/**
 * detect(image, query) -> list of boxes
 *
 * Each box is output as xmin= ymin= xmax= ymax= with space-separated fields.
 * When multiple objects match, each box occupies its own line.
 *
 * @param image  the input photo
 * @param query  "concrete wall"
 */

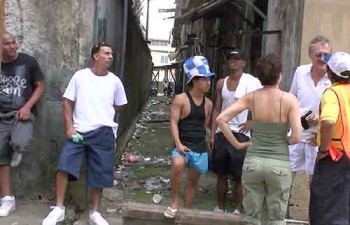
xmin=119 ymin=6 xmax=152 ymax=137
xmin=300 ymin=0 xmax=350 ymax=64
xmin=5 ymin=0 xmax=152 ymax=201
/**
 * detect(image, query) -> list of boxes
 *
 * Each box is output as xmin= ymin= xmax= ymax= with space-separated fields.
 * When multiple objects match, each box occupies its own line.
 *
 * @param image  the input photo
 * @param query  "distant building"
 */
xmin=172 ymin=0 xmax=350 ymax=91
xmin=149 ymin=38 xmax=176 ymax=82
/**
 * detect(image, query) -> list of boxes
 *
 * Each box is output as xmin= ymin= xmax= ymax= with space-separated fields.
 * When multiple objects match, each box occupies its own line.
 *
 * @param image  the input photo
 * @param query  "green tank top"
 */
xmin=246 ymin=121 xmax=289 ymax=161
xmin=246 ymin=92 xmax=290 ymax=161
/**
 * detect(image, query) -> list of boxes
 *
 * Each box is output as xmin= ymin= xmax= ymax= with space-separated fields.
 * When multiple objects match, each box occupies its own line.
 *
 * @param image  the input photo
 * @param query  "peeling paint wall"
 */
xmin=5 ymin=0 xmax=152 ymax=201
xmin=300 ymin=0 xmax=350 ymax=64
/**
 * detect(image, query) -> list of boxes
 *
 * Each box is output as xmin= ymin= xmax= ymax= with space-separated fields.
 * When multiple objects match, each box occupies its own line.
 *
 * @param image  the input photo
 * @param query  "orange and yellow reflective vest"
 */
xmin=325 ymin=84 xmax=350 ymax=161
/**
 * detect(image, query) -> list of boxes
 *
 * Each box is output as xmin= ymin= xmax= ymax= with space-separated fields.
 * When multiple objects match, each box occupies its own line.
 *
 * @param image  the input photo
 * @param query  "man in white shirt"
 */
xmin=210 ymin=51 xmax=261 ymax=213
xmin=42 ymin=42 xmax=127 ymax=225
xmin=289 ymin=36 xmax=332 ymax=186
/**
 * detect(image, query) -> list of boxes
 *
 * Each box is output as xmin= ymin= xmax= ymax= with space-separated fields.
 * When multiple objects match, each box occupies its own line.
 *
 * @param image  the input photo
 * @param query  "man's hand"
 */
xmin=306 ymin=113 xmax=318 ymax=128
xmin=307 ymin=133 xmax=317 ymax=146
xmin=316 ymin=151 xmax=329 ymax=161
xmin=238 ymin=121 xmax=253 ymax=133
xmin=235 ymin=141 xmax=252 ymax=150
xmin=66 ymin=126 xmax=76 ymax=139
xmin=16 ymin=106 xmax=31 ymax=120
xmin=177 ymin=144 xmax=190 ymax=155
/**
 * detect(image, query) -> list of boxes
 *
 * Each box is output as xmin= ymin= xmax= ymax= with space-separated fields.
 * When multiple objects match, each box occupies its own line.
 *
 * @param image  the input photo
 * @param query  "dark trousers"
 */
xmin=309 ymin=155 xmax=350 ymax=225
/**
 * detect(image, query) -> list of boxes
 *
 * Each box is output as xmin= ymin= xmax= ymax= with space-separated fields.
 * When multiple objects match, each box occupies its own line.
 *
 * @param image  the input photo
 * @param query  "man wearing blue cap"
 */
xmin=164 ymin=56 xmax=214 ymax=219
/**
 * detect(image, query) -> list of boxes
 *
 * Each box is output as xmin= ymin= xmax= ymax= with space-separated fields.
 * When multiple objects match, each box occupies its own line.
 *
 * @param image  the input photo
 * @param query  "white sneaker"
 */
xmin=10 ymin=152 xmax=22 ymax=167
xmin=42 ymin=206 xmax=65 ymax=225
xmin=233 ymin=208 xmax=241 ymax=215
xmin=213 ymin=206 xmax=224 ymax=213
xmin=89 ymin=211 xmax=109 ymax=225
xmin=0 ymin=196 xmax=15 ymax=217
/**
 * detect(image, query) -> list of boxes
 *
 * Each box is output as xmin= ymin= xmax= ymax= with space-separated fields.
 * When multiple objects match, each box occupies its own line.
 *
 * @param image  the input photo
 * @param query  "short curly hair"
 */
xmin=254 ymin=55 xmax=282 ymax=86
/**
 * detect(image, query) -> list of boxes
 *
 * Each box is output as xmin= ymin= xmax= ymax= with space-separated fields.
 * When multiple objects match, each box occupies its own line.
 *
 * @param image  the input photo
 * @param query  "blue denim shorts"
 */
xmin=58 ymin=126 xmax=115 ymax=188
xmin=171 ymin=148 xmax=208 ymax=174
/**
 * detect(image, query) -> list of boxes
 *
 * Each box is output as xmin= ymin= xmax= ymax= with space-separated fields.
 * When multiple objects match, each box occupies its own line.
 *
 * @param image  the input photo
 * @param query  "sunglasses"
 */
xmin=91 ymin=42 xmax=111 ymax=57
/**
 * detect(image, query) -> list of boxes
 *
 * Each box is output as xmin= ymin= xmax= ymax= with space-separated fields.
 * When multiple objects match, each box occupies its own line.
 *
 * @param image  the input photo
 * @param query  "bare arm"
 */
xmin=216 ymin=95 xmax=251 ymax=149
xmin=287 ymin=95 xmax=302 ymax=145
xmin=63 ymin=98 xmax=75 ymax=139
xmin=170 ymin=95 xmax=188 ymax=154
xmin=209 ymin=80 xmax=223 ymax=150
xmin=318 ymin=121 xmax=334 ymax=152
xmin=205 ymin=98 xmax=213 ymax=129
xmin=17 ymin=80 xmax=45 ymax=120
xmin=210 ymin=79 xmax=223 ymax=135
xmin=114 ymin=105 xmax=124 ymax=112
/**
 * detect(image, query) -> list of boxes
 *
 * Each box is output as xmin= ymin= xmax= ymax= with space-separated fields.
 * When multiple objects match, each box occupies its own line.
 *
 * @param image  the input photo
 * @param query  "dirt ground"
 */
xmin=120 ymin=95 xmax=310 ymax=222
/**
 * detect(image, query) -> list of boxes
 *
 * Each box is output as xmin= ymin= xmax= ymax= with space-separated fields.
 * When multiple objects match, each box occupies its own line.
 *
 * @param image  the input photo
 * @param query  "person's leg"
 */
xmin=85 ymin=127 xmax=116 ymax=225
xmin=288 ymin=143 xmax=305 ymax=182
xmin=0 ymin=119 xmax=13 ymax=197
xmin=216 ymin=174 xmax=228 ymax=210
xmin=170 ymin=153 xmax=185 ymax=209
xmin=10 ymin=115 xmax=34 ymax=167
xmin=305 ymin=145 xmax=318 ymax=188
xmin=184 ymin=166 xmax=201 ymax=208
xmin=55 ymin=170 xmax=69 ymax=207
xmin=233 ymin=180 xmax=243 ymax=211
xmin=91 ymin=188 xmax=102 ymax=212
xmin=0 ymin=166 xmax=10 ymax=196
xmin=230 ymin=132 xmax=249 ymax=212
xmin=310 ymin=155 xmax=350 ymax=225
xmin=265 ymin=159 xmax=292 ymax=225
xmin=212 ymin=132 xmax=229 ymax=211
xmin=242 ymin=157 xmax=265 ymax=225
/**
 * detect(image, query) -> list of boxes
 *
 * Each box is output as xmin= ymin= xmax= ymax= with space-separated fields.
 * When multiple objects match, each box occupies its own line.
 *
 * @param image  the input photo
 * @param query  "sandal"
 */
xmin=164 ymin=206 xmax=178 ymax=218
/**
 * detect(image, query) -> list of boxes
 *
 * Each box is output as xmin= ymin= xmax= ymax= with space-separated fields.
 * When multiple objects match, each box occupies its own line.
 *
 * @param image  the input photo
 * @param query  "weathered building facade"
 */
xmin=172 ymin=0 xmax=304 ymax=90
xmin=5 ymin=0 xmax=152 ymax=200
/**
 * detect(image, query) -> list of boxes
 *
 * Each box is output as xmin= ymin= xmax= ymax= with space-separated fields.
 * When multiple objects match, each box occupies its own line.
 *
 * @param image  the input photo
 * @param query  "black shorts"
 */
xmin=309 ymin=155 xmax=350 ymax=225
xmin=212 ymin=132 xmax=250 ymax=181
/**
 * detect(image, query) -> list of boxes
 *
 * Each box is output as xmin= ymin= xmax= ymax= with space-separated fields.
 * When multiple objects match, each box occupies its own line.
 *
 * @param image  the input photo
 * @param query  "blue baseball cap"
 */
xmin=183 ymin=56 xmax=215 ymax=84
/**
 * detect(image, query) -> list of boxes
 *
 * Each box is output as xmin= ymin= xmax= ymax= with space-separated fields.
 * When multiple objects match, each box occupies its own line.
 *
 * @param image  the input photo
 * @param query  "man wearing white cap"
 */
xmin=210 ymin=50 xmax=261 ymax=213
xmin=309 ymin=52 xmax=350 ymax=225
xmin=164 ymin=56 xmax=214 ymax=219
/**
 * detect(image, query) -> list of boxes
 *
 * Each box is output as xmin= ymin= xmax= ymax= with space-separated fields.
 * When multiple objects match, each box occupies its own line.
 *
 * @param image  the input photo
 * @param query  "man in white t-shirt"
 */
xmin=42 ymin=42 xmax=127 ymax=225
xmin=210 ymin=51 xmax=261 ymax=214
xmin=289 ymin=36 xmax=332 ymax=186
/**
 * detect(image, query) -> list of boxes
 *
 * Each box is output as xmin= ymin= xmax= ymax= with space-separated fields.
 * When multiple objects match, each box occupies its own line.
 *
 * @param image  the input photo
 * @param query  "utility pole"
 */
xmin=0 ymin=0 xmax=4 ymax=70
xmin=145 ymin=0 xmax=150 ymax=41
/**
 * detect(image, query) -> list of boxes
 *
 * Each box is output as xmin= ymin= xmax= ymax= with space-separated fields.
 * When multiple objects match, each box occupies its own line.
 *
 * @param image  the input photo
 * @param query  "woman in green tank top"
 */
xmin=217 ymin=55 xmax=302 ymax=225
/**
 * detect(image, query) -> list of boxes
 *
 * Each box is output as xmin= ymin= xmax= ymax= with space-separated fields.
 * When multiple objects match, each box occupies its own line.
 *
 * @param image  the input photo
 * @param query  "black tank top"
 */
xmin=178 ymin=92 xmax=207 ymax=153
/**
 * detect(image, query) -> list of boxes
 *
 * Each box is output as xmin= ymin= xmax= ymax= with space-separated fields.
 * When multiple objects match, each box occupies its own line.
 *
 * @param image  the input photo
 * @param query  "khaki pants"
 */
xmin=242 ymin=156 xmax=292 ymax=225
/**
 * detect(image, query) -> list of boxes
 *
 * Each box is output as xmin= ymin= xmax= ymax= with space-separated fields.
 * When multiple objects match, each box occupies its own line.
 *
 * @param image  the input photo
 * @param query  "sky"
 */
xmin=140 ymin=0 xmax=176 ymax=41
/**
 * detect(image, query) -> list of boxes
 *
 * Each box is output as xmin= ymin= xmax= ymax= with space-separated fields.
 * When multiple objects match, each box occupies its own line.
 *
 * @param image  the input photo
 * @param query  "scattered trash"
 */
xmin=152 ymin=194 xmax=163 ymax=204
xmin=143 ymin=156 xmax=151 ymax=161
xmin=144 ymin=176 xmax=171 ymax=191
xmin=127 ymin=154 xmax=141 ymax=163
xmin=114 ymin=170 xmax=128 ymax=181
xmin=106 ymin=207 xmax=118 ymax=214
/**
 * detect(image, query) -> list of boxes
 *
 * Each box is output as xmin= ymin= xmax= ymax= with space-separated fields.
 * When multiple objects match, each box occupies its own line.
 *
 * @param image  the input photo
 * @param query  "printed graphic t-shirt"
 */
xmin=0 ymin=53 xmax=44 ymax=113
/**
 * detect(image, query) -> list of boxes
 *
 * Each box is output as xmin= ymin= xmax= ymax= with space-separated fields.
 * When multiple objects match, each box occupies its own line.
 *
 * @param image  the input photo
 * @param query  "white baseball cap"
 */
xmin=326 ymin=52 xmax=350 ymax=78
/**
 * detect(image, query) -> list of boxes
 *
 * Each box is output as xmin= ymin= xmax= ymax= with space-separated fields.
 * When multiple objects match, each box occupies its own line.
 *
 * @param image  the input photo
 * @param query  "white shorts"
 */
xmin=289 ymin=142 xmax=318 ymax=175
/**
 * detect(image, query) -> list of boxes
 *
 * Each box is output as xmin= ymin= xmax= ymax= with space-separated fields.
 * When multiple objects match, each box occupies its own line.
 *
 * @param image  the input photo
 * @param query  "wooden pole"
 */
xmin=0 ymin=0 xmax=5 ymax=70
